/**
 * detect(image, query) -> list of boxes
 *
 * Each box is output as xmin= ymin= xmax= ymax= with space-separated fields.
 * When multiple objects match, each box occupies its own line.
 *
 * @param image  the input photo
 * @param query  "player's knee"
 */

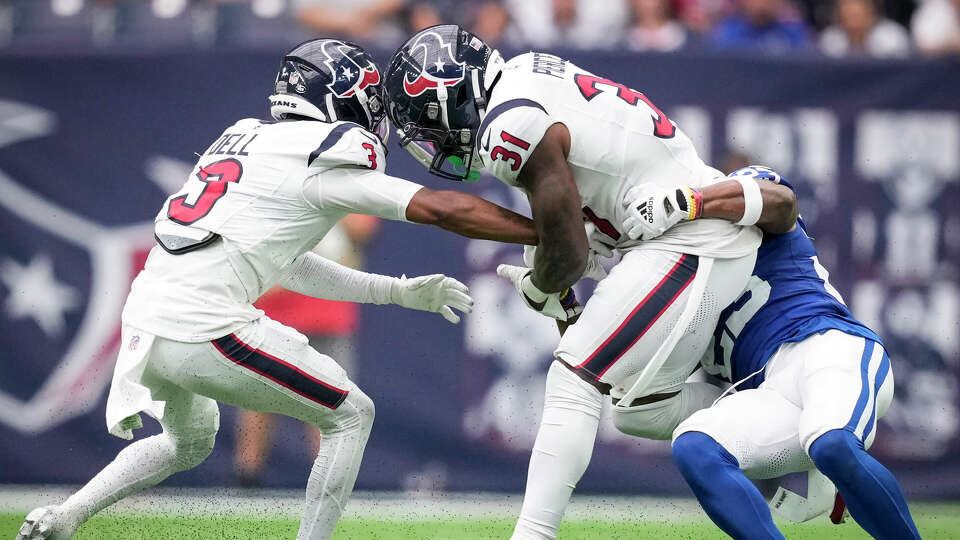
xmin=169 ymin=402 xmax=220 ymax=472
xmin=809 ymin=429 xmax=861 ymax=478
xmin=352 ymin=388 xmax=376 ymax=434
xmin=543 ymin=360 xmax=603 ymax=415
xmin=328 ymin=386 xmax=375 ymax=436
xmin=672 ymin=431 xmax=737 ymax=482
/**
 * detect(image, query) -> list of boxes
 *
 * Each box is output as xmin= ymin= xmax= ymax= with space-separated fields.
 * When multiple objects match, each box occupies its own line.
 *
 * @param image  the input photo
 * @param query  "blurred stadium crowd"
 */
xmin=1 ymin=0 xmax=958 ymax=57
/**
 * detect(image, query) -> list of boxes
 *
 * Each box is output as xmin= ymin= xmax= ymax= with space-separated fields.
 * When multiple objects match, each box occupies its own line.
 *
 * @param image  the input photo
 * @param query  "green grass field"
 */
xmin=4 ymin=503 xmax=960 ymax=540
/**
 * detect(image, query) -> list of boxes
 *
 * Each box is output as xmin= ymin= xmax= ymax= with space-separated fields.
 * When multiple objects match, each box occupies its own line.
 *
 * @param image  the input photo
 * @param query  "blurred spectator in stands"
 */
xmin=408 ymin=1 xmax=511 ymax=44
xmin=0 ymin=0 xmax=12 ymax=47
xmin=820 ymin=0 xmax=910 ymax=57
xmin=625 ymin=0 xmax=688 ymax=51
xmin=234 ymin=214 xmax=379 ymax=487
xmin=911 ymin=0 xmax=960 ymax=55
xmin=503 ymin=0 xmax=629 ymax=49
xmin=294 ymin=0 xmax=406 ymax=48
xmin=674 ymin=0 xmax=733 ymax=34
xmin=710 ymin=0 xmax=812 ymax=51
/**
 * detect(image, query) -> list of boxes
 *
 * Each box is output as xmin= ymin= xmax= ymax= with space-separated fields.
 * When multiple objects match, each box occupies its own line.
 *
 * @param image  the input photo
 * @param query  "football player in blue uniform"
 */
xmin=622 ymin=166 xmax=921 ymax=540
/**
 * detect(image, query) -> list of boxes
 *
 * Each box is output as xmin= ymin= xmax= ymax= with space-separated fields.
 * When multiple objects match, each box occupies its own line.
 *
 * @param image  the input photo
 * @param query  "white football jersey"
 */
xmin=123 ymin=119 xmax=423 ymax=342
xmin=476 ymin=52 xmax=760 ymax=258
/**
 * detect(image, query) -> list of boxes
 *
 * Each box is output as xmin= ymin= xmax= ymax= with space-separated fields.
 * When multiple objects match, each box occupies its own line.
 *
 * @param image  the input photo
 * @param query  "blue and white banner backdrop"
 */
xmin=1 ymin=50 xmax=958 ymax=496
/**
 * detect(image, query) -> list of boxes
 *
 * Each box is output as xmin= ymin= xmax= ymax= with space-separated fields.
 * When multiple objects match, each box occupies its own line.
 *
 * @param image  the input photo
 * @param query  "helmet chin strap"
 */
xmin=354 ymin=87 xmax=374 ymax=131
xmin=483 ymin=49 xmax=505 ymax=96
xmin=435 ymin=82 xmax=450 ymax=130
xmin=475 ymin=49 xmax=503 ymax=128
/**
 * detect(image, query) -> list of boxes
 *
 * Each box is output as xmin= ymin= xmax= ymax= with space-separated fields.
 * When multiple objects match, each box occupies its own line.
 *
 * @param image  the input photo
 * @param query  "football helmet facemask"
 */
xmin=383 ymin=24 xmax=504 ymax=181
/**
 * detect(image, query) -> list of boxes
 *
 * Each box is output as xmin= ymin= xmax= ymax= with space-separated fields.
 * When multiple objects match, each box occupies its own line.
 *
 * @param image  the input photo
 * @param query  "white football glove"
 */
xmin=622 ymin=184 xmax=702 ymax=241
xmin=390 ymin=274 xmax=473 ymax=324
xmin=580 ymin=252 xmax=608 ymax=281
xmin=496 ymin=264 xmax=583 ymax=321
xmin=584 ymin=222 xmax=616 ymax=257
xmin=522 ymin=244 xmax=607 ymax=282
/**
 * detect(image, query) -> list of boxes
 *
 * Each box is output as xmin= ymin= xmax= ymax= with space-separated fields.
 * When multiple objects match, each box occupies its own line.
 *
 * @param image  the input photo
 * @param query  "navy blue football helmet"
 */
xmin=383 ymin=25 xmax=504 ymax=181
xmin=270 ymin=39 xmax=388 ymax=141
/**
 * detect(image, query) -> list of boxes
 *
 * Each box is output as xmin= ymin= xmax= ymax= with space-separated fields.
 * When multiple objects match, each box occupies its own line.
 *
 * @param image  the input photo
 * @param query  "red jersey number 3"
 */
xmin=362 ymin=142 xmax=378 ymax=169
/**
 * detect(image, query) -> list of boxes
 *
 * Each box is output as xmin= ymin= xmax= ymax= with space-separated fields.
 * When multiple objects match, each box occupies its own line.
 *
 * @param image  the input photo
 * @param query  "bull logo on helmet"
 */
xmin=321 ymin=40 xmax=381 ymax=98
xmin=402 ymin=31 xmax=465 ymax=97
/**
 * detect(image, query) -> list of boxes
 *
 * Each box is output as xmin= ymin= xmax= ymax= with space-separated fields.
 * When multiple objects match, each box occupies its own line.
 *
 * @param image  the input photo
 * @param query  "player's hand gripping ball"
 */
xmin=391 ymin=274 xmax=474 ymax=324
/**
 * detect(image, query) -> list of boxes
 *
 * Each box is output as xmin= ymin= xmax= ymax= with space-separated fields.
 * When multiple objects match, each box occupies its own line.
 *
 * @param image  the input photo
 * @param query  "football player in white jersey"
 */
xmin=16 ymin=39 xmax=538 ymax=540
xmin=383 ymin=25 xmax=772 ymax=539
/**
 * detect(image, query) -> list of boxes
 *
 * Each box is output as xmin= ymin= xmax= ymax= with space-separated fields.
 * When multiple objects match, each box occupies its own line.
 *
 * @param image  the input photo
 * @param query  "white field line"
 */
xmin=0 ymin=486 xmax=709 ymax=523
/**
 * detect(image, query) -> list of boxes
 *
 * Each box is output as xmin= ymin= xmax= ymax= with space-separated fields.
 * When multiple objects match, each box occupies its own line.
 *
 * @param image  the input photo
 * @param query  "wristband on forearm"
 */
xmin=734 ymin=177 xmax=763 ymax=226
xmin=683 ymin=186 xmax=704 ymax=221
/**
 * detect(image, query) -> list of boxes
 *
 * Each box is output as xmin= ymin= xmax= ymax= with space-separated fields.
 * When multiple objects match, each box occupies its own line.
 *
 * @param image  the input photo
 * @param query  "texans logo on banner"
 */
xmin=402 ymin=31 xmax=465 ymax=97
xmin=0 ymin=100 xmax=155 ymax=434
xmin=322 ymin=40 xmax=381 ymax=98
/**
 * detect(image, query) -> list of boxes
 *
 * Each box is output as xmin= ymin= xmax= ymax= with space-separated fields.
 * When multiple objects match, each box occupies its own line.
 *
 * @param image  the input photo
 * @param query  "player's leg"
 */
xmin=794 ymin=332 xmax=920 ymax=539
xmin=18 ymin=377 xmax=220 ymax=540
xmin=512 ymin=250 xmax=754 ymax=540
xmin=672 ymin=387 xmax=813 ymax=540
xmin=558 ymin=249 xmax=755 ymax=402
xmin=672 ymin=432 xmax=784 ymax=540
xmin=511 ymin=360 xmax=604 ymax=540
xmin=611 ymin=378 xmax=723 ymax=440
xmin=151 ymin=317 xmax=373 ymax=540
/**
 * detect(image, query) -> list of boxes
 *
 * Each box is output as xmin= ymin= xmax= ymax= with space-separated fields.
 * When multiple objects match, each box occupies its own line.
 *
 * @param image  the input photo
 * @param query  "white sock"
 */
xmin=55 ymin=433 xmax=182 ymax=536
xmin=54 ymin=391 xmax=218 ymax=537
xmin=511 ymin=361 xmax=603 ymax=540
xmin=297 ymin=389 xmax=375 ymax=540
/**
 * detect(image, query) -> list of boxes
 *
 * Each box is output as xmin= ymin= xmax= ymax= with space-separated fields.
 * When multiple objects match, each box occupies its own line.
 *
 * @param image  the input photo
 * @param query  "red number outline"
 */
xmin=361 ymin=142 xmax=378 ymax=169
xmin=491 ymin=146 xmax=522 ymax=171
xmin=168 ymin=158 xmax=243 ymax=225
xmin=490 ymin=130 xmax=530 ymax=172
xmin=573 ymin=73 xmax=676 ymax=139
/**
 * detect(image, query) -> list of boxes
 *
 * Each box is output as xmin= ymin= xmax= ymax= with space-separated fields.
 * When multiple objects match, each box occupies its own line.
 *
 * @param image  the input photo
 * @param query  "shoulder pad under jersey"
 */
xmin=476 ymin=95 xmax=552 ymax=187
xmin=307 ymin=122 xmax=384 ymax=171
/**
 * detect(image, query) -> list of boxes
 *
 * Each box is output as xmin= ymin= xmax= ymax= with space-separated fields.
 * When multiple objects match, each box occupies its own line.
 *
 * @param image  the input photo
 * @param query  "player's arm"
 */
xmin=699 ymin=179 xmax=798 ymax=234
xmin=622 ymin=178 xmax=798 ymax=241
xmin=308 ymin=166 xmax=537 ymax=245
xmin=493 ymin=124 xmax=586 ymax=323
xmin=277 ymin=251 xmax=473 ymax=324
xmin=516 ymin=123 xmax=588 ymax=293
xmin=405 ymin=187 xmax=537 ymax=245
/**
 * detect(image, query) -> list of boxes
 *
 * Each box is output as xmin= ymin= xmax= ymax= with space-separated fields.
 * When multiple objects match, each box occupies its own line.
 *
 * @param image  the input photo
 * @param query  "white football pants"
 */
xmin=512 ymin=249 xmax=755 ymax=540
xmin=674 ymin=330 xmax=894 ymax=479
xmin=57 ymin=316 xmax=372 ymax=540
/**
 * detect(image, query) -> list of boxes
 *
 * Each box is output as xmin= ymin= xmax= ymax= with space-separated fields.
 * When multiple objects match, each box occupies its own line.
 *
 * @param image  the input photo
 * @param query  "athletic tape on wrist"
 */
xmin=735 ymin=177 xmax=763 ymax=226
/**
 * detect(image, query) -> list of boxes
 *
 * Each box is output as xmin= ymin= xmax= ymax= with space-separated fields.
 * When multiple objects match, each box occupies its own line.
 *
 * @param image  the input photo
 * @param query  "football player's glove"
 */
xmin=496 ymin=265 xmax=583 ymax=321
xmin=391 ymin=274 xmax=473 ymax=324
xmin=622 ymin=184 xmax=703 ymax=241
xmin=584 ymin=221 xmax=616 ymax=258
